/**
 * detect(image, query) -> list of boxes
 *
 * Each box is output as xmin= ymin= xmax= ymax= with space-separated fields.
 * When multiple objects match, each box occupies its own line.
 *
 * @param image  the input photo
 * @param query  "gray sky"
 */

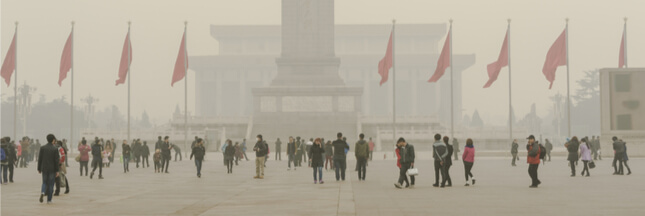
xmin=2 ymin=0 xmax=644 ymax=125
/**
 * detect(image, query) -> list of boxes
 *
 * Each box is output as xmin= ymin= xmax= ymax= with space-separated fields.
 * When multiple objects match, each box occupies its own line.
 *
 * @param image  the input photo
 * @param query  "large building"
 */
xmin=183 ymin=23 xmax=475 ymax=150
xmin=600 ymin=68 xmax=645 ymax=156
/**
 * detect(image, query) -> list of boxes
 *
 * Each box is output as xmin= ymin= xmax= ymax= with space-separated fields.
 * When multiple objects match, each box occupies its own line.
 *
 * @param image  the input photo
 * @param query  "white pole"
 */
xmin=71 ymin=21 xmax=75 ymax=148
xmin=127 ymin=21 xmax=131 ymax=142
xmin=507 ymin=19 xmax=512 ymax=142
xmin=449 ymin=19 xmax=454 ymax=139
xmin=565 ymin=18 xmax=571 ymax=138
xmin=624 ymin=17 xmax=628 ymax=68
xmin=392 ymin=19 xmax=396 ymax=143
xmin=13 ymin=22 xmax=17 ymax=142
xmin=184 ymin=21 xmax=188 ymax=154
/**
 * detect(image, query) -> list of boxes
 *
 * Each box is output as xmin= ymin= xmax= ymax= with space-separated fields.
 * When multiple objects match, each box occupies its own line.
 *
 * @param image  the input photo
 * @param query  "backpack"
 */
xmin=538 ymin=144 xmax=546 ymax=160
xmin=1 ymin=148 xmax=5 ymax=161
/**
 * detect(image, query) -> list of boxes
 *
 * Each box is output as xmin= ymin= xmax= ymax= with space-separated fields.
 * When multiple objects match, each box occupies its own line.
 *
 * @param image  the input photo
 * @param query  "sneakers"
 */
xmin=253 ymin=176 xmax=260 ymax=179
xmin=464 ymin=183 xmax=470 ymax=186
xmin=394 ymin=183 xmax=403 ymax=189
xmin=259 ymin=176 xmax=264 ymax=179
xmin=99 ymin=176 xmax=104 ymax=179
xmin=472 ymin=179 xmax=476 ymax=185
xmin=39 ymin=194 xmax=44 ymax=203
xmin=197 ymin=173 xmax=201 ymax=178
xmin=90 ymin=172 xmax=94 ymax=179
xmin=408 ymin=185 xmax=414 ymax=189
xmin=529 ymin=185 xmax=538 ymax=188
xmin=314 ymin=180 xmax=318 ymax=184
xmin=432 ymin=184 xmax=439 ymax=187
xmin=320 ymin=181 xmax=324 ymax=184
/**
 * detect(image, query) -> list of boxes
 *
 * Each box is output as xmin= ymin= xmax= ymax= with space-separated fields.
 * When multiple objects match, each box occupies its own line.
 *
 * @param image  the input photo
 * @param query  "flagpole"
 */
xmin=13 ymin=22 xmax=18 ymax=141
xmin=71 ymin=21 xmax=75 ymax=149
xmin=392 ymin=19 xmax=396 ymax=143
xmin=507 ymin=19 xmax=512 ymax=142
xmin=127 ymin=21 xmax=131 ymax=142
xmin=565 ymin=18 xmax=571 ymax=138
xmin=184 ymin=21 xmax=188 ymax=156
xmin=624 ymin=17 xmax=627 ymax=68
xmin=449 ymin=19 xmax=454 ymax=139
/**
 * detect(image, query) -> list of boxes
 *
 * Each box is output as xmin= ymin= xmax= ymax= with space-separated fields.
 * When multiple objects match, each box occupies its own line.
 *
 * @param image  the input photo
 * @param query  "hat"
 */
xmin=526 ymin=135 xmax=535 ymax=140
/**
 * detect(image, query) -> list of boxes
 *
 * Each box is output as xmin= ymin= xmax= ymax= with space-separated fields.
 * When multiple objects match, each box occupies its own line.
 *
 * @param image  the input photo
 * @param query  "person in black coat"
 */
xmin=309 ymin=138 xmax=325 ymax=184
xmin=287 ymin=137 xmax=296 ymax=170
xmin=190 ymin=138 xmax=206 ymax=178
xmin=160 ymin=136 xmax=173 ymax=173
xmin=441 ymin=136 xmax=453 ymax=187
xmin=122 ymin=140 xmax=131 ymax=173
xmin=565 ymin=137 xmax=580 ymax=177
xmin=38 ymin=134 xmax=60 ymax=204
xmin=224 ymin=140 xmax=236 ymax=174
xmin=394 ymin=137 xmax=416 ymax=189
xmin=141 ymin=141 xmax=150 ymax=168
xmin=2 ymin=137 xmax=17 ymax=183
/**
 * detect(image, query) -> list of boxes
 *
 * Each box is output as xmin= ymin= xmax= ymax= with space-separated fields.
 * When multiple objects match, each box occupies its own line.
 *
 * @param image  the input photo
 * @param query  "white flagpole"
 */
xmin=624 ymin=17 xmax=628 ymax=68
xmin=507 ymin=19 xmax=512 ymax=142
xmin=392 ymin=19 xmax=396 ymax=143
xmin=127 ymin=21 xmax=131 ymax=142
xmin=565 ymin=18 xmax=571 ymax=138
xmin=71 ymin=21 xmax=75 ymax=148
xmin=184 ymin=21 xmax=188 ymax=155
xmin=13 ymin=22 xmax=18 ymax=141
xmin=449 ymin=19 xmax=454 ymax=139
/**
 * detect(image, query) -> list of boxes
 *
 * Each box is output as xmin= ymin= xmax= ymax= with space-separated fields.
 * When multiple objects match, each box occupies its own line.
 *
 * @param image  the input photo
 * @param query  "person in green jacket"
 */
xmin=355 ymin=134 xmax=370 ymax=181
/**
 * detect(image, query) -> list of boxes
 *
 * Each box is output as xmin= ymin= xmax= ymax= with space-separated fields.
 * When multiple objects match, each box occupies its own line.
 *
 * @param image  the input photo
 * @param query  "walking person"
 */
xmin=173 ymin=143 xmax=182 ymax=162
xmin=309 ymin=138 xmax=325 ymax=184
xmin=595 ymin=136 xmax=602 ymax=160
xmin=160 ymin=136 xmax=173 ymax=173
xmin=78 ymin=140 xmax=90 ymax=176
xmin=453 ymin=138 xmax=460 ymax=161
xmin=565 ymin=136 xmax=580 ymax=177
xmin=221 ymin=140 xmax=228 ymax=166
xmin=545 ymin=139 xmax=553 ymax=162
xmin=305 ymin=138 xmax=312 ymax=167
xmin=90 ymin=139 xmax=104 ymax=179
xmin=526 ymin=135 xmax=541 ymax=188
xmin=324 ymin=140 xmax=333 ymax=171
xmin=122 ymin=140 xmax=131 ymax=173
xmin=441 ymin=136 xmax=453 ymax=187
xmin=511 ymin=139 xmax=519 ymax=166
xmin=234 ymin=142 xmax=241 ymax=165
xmin=287 ymin=137 xmax=297 ymax=170
xmin=38 ymin=134 xmax=60 ymax=204
xmin=104 ymin=141 xmax=113 ymax=168
xmin=141 ymin=141 xmax=150 ymax=168
xmin=153 ymin=149 xmax=161 ymax=173
xmin=579 ymin=138 xmax=592 ymax=177
xmin=368 ymin=138 xmax=374 ymax=161
xmin=224 ymin=140 xmax=235 ymax=174
xmin=394 ymin=137 xmax=415 ymax=189
xmin=432 ymin=134 xmax=448 ymax=187
xmin=462 ymin=139 xmax=476 ymax=186
xmin=275 ymin=138 xmax=282 ymax=161
xmin=133 ymin=139 xmax=142 ymax=168
xmin=253 ymin=135 xmax=268 ymax=179
xmin=241 ymin=139 xmax=249 ymax=161
xmin=54 ymin=141 xmax=70 ymax=196
xmin=1 ymin=137 xmax=16 ymax=183
xmin=295 ymin=137 xmax=302 ymax=167
xmin=190 ymin=138 xmax=206 ymax=178
xmin=612 ymin=136 xmax=625 ymax=175
xmin=110 ymin=139 xmax=117 ymax=164
xmin=355 ymin=134 xmax=369 ymax=181
xmin=332 ymin=133 xmax=350 ymax=181
xmin=102 ymin=148 xmax=111 ymax=168
xmin=622 ymin=139 xmax=632 ymax=175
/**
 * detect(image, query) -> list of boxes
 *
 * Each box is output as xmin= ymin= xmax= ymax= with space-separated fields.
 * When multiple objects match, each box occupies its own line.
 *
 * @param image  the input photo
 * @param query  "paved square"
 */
xmin=1 ymin=152 xmax=643 ymax=216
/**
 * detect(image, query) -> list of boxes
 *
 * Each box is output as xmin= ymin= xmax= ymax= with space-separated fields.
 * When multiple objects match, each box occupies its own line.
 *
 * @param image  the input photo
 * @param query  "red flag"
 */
xmin=115 ymin=33 xmax=132 ymax=86
xmin=59 ymin=31 xmax=73 ymax=86
xmin=378 ymin=30 xmax=393 ymax=86
xmin=542 ymin=29 xmax=566 ymax=89
xmin=1 ymin=32 xmax=17 ymax=86
xmin=171 ymin=32 xmax=188 ymax=87
xmin=428 ymin=30 xmax=451 ymax=83
xmin=484 ymin=29 xmax=509 ymax=88
xmin=619 ymin=30 xmax=625 ymax=68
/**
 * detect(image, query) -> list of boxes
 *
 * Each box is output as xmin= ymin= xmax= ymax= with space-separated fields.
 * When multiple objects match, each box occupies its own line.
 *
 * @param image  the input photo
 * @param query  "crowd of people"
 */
xmin=0 ymin=131 xmax=636 ymax=204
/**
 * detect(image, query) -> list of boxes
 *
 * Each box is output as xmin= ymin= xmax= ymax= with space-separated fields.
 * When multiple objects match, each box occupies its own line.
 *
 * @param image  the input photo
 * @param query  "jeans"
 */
xmin=433 ymin=160 xmax=443 ymax=185
xmin=142 ymin=156 xmax=149 ymax=168
xmin=55 ymin=175 xmax=69 ymax=194
xmin=313 ymin=166 xmax=323 ymax=181
xmin=463 ymin=161 xmax=474 ymax=181
xmin=288 ymin=154 xmax=295 ymax=168
xmin=162 ymin=155 xmax=170 ymax=172
xmin=369 ymin=151 xmax=373 ymax=161
xmin=2 ymin=164 xmax=12 ymax=182
xmin=569 ymin=160 xmax=576 ymax=176
xmin=275 ymin=149 xmax=281 ymax=160
xmin=255 ymin=157 xmax=265 ymax=177
xmin=195 ymin=159 xmax=203 ymax=175
xmin=79 ymin=161 xmax=89 ymax=176
xmin=243 ymin=152 xmax=249 ymax=161
xmin=123 ymin=157 xmax=130 ymax=172
xmin=398 ymin=163 xmax=415 ymax=186
xmin=91 ymin=158 xmax=103 ymax=176
xmin=441 ymin=163 xmax=452 ymax=186
xmin=511 ymin=153 xmax=518 ymax=165
xmin=528 ymin=164 xmax=540 ymax=186
xmin=581 ymin=160 xmax=590 ymax=176
xmin=41 ymin=171 xmax=56 ymax=202
xmin=613 ymin=154 xmax=624 ymax=174
xmin=325 ymin=156 xmax=333 ymax=170
xmin=175 ymin=151 xmax=182 ymax=161
xmin=333 ymin=158 xmax=346 ymax=181
xmin=226 ymin=159 xmax=234 ymax=173
xmin=357 ymin=157 xmax=367 ymax=180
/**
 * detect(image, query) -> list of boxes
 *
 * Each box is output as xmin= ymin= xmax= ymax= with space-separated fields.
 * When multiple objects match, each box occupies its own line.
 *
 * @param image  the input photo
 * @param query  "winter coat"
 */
xmin=511 ymin=142 xmax=519 ymax=154
xmin=444 ymin=143 xmax=453 ymax=166
xmin=37 ymin=143 xmax=60 ymax=173
xmin=580 ymin=143 xmax=592 ymax=161
xmin=462 ymin=145 xmax=475 ymax=163
xmin=141 ymin=144 xmax=150 ymax=157
xmin=308 ymin=144 xmax=325 ymax=167
xmin=399 ymin=144 xmax=415 ymax=164
xmin=78 ymin=144 xmax=91 ymax=162
xmin=254 ymin=141 xmax=268 ymax=157
xmin=191 ymin=145 xmax=206 ymax=161
xmin=354 ymin=140 xmax=369 ymax=159
xmin=526 ymin=142 xmax=540 ymax=165
xmin=287 ymin=142 xmax=296 ymax=155
xmin=332 ymin=139 xmax=349 ymax=160
xmin=122 ymin=144 xmax=131 ymax=159
xmin=224 ymin=144 xmax=236 ymax=160
xmin=153 ymin=152 xmax=161 ymax=162
xmin=324 ymin=143 xmax=333 ymax=157
xmin=432 ymin=141 xmax=447 ymax=161
xmin=395 ymin=147 xmax=402 ymax=168
xmin=566 ymin=140 xmax=580 ymax=161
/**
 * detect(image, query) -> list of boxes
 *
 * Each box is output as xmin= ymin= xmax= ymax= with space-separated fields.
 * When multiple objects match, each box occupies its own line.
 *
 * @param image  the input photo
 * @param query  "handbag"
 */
xmin=589 ymin=161 xmax=596 ymax=169
xmin=75 ymin=155 xmax=81 ymax=162
xmin=406 ymin=168 xmax=419 ymax=176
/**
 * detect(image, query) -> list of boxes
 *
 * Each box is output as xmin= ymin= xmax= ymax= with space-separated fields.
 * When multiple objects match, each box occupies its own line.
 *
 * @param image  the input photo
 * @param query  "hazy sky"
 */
xmin=2 ymin=0 xmax=644 ymax=126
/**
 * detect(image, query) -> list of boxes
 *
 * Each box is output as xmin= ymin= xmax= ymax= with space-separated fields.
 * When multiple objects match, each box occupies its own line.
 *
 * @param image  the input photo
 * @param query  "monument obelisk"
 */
xmin=252 ymin=0 xmax=363 ymax=139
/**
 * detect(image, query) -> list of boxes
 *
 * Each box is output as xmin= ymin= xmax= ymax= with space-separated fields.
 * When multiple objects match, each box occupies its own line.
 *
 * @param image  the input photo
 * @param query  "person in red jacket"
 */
xmin=526 ymin=135 xmax=541 ymax=188
xmin=78 ymin=140 xmax=91 ymax=176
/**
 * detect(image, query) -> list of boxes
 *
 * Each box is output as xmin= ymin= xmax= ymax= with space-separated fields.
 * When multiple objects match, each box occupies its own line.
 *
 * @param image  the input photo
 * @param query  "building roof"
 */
xmin=211 ymin=23 xmax=447 ymax=39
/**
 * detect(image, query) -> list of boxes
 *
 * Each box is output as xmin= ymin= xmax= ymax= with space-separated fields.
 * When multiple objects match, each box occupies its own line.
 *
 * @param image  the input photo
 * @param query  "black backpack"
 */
xmin=92 ymin=144 xmax=102 ymax=156
xmin=538 ymin=144 xmax=546 ymax=160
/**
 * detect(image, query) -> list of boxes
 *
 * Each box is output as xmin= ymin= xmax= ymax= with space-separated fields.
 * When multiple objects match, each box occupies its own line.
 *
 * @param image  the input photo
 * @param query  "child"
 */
xmin=153 ymin=149 xmax=161 ymax=173
xmin=102 ymin=150 xmax=111 ymax=168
